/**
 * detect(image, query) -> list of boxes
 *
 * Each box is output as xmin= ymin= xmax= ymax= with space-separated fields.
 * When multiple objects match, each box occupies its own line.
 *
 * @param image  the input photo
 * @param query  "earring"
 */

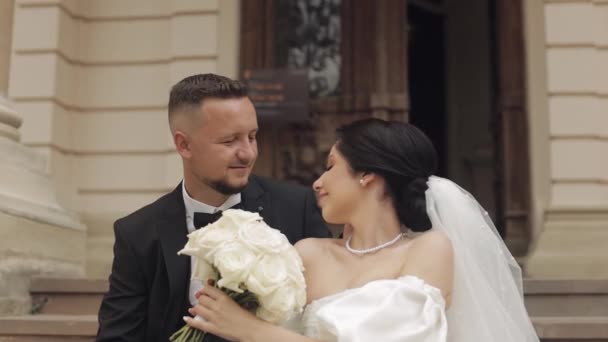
xmin=359 ymin=179 xmax=364 ymax=186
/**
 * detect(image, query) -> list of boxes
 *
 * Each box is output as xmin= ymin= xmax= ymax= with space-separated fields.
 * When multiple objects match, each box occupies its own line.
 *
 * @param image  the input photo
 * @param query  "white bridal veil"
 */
xmin=426 ymin=176 xmax=539 ymax=342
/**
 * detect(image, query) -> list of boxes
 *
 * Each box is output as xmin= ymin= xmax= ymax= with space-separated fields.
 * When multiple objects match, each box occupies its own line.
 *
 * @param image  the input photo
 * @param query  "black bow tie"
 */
xmin=193 ymin=203 xmax=244 ymax=229
xmin=193 ymin=211 xmax=224 ymax=229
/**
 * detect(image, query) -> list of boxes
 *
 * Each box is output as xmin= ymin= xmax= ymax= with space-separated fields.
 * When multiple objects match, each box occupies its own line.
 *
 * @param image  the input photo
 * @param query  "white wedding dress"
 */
xmin=284 ymin=177 xmax=539 ymax=342
xmin=297 ymin=275 xmax=447 ymax=342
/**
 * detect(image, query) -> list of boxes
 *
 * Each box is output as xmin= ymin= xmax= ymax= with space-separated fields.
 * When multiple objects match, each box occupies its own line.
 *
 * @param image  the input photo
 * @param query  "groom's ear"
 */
xmin=174 ymin=131 xmax=192 ymax=159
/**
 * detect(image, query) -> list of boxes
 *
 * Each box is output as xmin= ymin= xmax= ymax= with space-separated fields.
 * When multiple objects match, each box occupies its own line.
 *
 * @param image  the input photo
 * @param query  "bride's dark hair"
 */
xmin=335 ymin=118 xmax=438 ymax=232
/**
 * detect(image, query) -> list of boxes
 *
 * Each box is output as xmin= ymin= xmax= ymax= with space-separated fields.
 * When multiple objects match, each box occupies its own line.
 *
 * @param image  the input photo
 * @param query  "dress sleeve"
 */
xmin=315 ymin=276 xmax=447 ymax=342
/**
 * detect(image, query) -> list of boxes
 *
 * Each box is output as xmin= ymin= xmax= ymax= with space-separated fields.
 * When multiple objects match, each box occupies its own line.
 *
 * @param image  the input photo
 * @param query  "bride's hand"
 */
xmin=184 ymin=282 xmax=260 ymax=342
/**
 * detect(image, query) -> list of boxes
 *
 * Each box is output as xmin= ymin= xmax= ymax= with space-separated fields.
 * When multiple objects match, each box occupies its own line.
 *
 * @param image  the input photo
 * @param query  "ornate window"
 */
xmin=276 ymin=0 xmax=342 ymax=99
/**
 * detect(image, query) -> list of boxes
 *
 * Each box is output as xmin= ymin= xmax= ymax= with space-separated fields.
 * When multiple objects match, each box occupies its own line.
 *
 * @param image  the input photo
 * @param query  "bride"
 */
xmin=183 ymin=118 xmax=540 ymax=342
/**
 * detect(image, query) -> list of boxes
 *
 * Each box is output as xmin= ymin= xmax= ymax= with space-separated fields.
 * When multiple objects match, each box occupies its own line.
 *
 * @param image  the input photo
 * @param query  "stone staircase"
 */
xmin=0 ymin=278 xmax=102 ymax=341
xmin=525 ymin=279 xmax=608 ymax=341
xmin=0 ymin=278 xmax=607 ymax=341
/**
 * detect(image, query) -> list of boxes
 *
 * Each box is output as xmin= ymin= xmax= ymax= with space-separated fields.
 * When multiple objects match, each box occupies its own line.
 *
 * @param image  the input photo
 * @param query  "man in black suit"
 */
xmin=96 ymin=74 xmax=330 ymax=341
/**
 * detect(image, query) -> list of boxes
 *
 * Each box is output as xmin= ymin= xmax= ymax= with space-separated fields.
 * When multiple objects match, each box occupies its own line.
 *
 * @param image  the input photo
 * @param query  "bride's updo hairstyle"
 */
xmin=335 ymin=118 xmax=438 ymax=232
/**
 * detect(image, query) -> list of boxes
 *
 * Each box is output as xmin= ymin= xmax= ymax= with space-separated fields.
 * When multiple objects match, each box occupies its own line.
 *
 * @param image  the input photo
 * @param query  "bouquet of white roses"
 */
xmin=170 ymin=209 xmax=307 ymax=341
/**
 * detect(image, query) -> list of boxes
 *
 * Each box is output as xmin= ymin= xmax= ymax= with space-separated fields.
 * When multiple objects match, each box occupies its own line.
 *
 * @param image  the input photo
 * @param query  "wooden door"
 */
xmin=240 ymin=0 xmax=409 ymax=185
xmin=494 ymin=0 xmax=532 ymax=258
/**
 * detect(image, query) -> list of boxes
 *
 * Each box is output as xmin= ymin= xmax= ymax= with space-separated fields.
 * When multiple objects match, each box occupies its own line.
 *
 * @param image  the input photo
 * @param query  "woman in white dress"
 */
xmin=184 ymin=118 xmax=539 ymax=342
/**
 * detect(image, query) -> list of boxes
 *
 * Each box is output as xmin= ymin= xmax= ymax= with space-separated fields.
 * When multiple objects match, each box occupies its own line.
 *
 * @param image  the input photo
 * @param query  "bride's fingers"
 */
xmin=184 ymin=313 xmax=211 ymax=331
xmin=197 ymin=293 xmax=217 ymax=309
xmin=194 ymin=279 xmax=218 ymax=299
xmin=191 ymin=304 xmax=215 ymax=321
xmin=200 ymin=284 xmax=224 ymax=300
xmin=185 ymin=316 xmax=235 ymax=342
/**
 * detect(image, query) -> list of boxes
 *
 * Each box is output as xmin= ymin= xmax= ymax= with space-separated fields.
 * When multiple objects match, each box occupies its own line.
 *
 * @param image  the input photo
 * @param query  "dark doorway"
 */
xmin=407 ymin=0 xmax=501 ymax=236
xmin=407 ymin=4 xmax=447 ymax=177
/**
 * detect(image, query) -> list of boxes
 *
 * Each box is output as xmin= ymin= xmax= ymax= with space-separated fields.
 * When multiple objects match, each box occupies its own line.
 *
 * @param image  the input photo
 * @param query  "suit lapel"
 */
xmin=156 ymin=185 xmax=190 ymax=304
xmin=241 ymin=176 xmax=274 ymax=227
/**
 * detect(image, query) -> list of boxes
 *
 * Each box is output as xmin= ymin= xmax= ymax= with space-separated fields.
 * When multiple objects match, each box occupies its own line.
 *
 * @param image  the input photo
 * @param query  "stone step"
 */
xmin=533 ymin=316 xmax=608 ymax=341
xmin=0 ymin=314 xmax=96 ymax=341
xmin=0 ymin=314 xmax=606 ymax=341
xmin=29 ymin=277 xmax=608 ymax=317
xmin=524 ymin=279 xmax=608 ymax=317
xmin=30 ymin=277 xmax=107 ymax=315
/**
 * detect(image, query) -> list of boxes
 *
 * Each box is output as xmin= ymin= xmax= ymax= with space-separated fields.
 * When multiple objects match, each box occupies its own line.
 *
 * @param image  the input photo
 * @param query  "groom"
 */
xmin=96 ymin=74 xmax=330 ymax=342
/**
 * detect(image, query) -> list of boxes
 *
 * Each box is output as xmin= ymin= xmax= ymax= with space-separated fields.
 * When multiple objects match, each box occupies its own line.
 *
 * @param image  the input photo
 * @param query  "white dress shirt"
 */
xmin=181 ymin=181 xmax=241 ymax=305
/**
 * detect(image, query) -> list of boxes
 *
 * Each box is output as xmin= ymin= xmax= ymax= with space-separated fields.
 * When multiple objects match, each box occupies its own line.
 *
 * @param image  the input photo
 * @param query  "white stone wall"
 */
xmin=545 ymin=0 xmax=608 ymax=206
xmin=526 ymin=0 xmax=608 ymax=277
xmin=7 ymin=0 xmax=240 ymax=277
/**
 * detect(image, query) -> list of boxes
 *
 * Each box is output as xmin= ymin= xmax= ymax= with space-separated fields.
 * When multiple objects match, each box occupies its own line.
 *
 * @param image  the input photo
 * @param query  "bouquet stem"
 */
xmin=170 ymin=323 xmax=205 ymax=342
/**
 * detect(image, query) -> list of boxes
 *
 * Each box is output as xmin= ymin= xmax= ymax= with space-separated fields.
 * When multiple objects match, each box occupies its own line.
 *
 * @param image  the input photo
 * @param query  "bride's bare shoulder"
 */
xmin=409 ymin=230 xmax=452 ymax=254
xmin=403 ymin=230 xmax=454 ymax=304
xmin=406 ymin=230 xmax=453 ymax=272
xmin=294 ymin=237 xmax=336 ymax=262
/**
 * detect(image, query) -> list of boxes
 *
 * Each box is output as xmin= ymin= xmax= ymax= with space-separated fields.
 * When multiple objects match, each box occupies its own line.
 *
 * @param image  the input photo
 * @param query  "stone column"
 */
xmin=0 ymin=0 xmax=85 ymax=316
xmin=0 ymin=0 xmax=13 ymax=96
xmin=525 ymin=0 xmax=608 ymax=278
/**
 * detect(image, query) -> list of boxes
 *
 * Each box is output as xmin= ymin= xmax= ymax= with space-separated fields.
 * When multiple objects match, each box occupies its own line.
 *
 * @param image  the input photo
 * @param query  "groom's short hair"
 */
xmin=168 ymin=73 xmax=248 ymax=130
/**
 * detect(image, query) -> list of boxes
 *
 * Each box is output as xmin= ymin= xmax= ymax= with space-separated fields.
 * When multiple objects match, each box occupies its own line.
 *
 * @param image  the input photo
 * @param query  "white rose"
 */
xmin=273 ymin=247 xmax=306 ymax=289
xmin=246 ymin=254 xmax=289 ymax=297
xmin=291 ymin=280 xmax=307 ymax=309
xmin=206 ymin=215 xmax=240 ymax=233
xmin=238 ymin=220 xmax=290 ymax=254
xmin=177 ymin=229 xmax=209 ymax=259
xmin=183 ymin=226 xmax=237 ymax=262
xmin=217 ymin=277 xmax=243 ymax=293
xmin=256 ymin=306 xmax=285 ymax=324
xmin=213 ymin=241 xmax=257 ymax=293
xmin=258 ymin=285 xmax=300 ymax=324
xmin=220 ymin=209 xmax=262 ymax=228
xmin=191 ymin=258 xmax=218 ymax=283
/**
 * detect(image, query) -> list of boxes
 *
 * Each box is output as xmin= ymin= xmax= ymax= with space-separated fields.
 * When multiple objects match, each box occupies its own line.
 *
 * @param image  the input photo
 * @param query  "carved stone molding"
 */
xmin=0 ymin=97 xmax=85 ymax=316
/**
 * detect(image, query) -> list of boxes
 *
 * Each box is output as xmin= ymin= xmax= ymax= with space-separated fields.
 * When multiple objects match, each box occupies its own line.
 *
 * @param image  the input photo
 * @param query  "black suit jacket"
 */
xmin=97 ymin=175 xmax=329 ymax=341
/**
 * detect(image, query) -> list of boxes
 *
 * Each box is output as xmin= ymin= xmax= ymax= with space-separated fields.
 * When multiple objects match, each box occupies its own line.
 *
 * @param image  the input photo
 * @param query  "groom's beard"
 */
xmin=206 ymin=179 xmax=248 ymax=195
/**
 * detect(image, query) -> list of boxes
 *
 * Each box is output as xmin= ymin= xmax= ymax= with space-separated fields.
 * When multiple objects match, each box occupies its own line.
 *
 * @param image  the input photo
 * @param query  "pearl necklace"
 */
xmin=345 ymin=233 xmax=404 ymax=255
